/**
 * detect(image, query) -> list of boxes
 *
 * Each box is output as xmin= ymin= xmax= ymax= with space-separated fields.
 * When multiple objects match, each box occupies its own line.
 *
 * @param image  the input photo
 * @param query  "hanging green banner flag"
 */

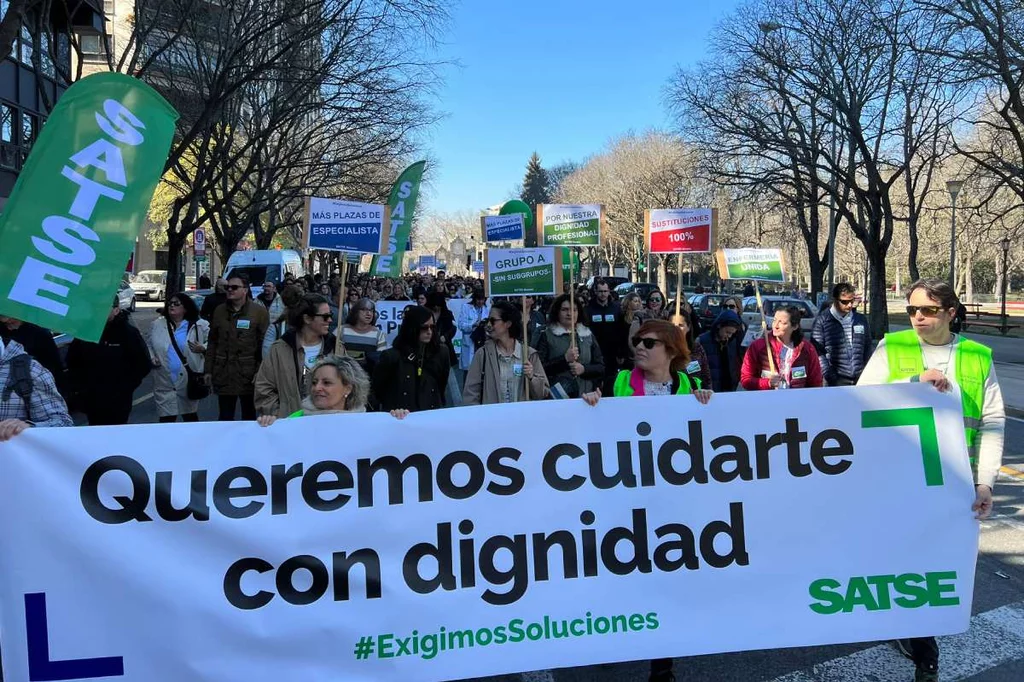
xmin=370 ymin=160 xmax=426 ymax=277
xmin=0 ymin=72 xmax=178 ymax=342
xmin=561 ymin=247 xmax=580 ymax=280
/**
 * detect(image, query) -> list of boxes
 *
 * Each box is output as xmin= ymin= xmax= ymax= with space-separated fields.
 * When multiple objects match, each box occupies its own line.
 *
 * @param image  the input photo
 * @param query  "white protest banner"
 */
xmin=481 ymin=214 xmax=525 ymax=242
xmin=645 ymin=208 xmax=715 ymax=254
xmin=0 ymin=385 xmax=978 ymax=682
xmin=485 ymin=247 xmax=559 ymax=297
xmin=303 ymin=197 xmax=390 ymax=254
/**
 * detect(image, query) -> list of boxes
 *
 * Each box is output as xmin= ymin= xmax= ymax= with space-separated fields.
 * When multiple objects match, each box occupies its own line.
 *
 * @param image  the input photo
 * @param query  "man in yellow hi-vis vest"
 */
xmin=858 ymin=278 xmax=1005 ymax=682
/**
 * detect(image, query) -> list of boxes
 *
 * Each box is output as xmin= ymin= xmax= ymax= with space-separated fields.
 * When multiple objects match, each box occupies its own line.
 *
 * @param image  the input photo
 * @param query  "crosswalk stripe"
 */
xmin=770 ymin=599 xmax=1024 ymax=681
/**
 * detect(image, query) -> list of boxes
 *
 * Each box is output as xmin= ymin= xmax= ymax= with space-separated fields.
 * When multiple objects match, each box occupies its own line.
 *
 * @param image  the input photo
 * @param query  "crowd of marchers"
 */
xmin=0 ymin=272 xmax=1005 ymax=682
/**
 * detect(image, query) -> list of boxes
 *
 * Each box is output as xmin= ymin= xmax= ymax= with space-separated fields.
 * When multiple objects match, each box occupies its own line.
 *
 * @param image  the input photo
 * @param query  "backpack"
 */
xmin=2 ymin=354 xmax=34 ymax=419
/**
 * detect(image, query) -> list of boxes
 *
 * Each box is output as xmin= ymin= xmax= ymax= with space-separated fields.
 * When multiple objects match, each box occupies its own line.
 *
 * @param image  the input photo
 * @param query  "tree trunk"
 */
xmin=165 ymin=232 xmax=186 ymax=297
xmin=965 ymin=252 xmax=974 ymax=303
xmin=867 ymin=245 xmax=890 ymax=337
xmin=907 ymin=224 xmax=920 ymax=283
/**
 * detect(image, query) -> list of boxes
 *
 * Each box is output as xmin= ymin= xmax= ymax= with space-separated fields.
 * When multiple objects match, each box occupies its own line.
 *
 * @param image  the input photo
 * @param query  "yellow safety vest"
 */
xmin=883 ymin=329 xmax=992 ymax=469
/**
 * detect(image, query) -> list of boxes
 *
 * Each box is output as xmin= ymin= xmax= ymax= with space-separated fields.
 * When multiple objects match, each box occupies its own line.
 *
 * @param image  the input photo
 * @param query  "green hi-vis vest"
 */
xmin=613 ymin=369 xmax=696 ymax=397
xmin=884 ymin=329 xmax=992 ymax=468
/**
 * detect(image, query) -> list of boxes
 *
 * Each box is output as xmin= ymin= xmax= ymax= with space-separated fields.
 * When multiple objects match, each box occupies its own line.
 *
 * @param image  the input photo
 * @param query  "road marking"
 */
xmin=132 ymin=392 xmax=153 ymax=407
xmin=1001 ymin=466 xmax=1024 ymax=481
xmin=520 ymin=670 xmax=556 ymax=682
xmin=1008 ymin=416 xmax=1024 ymax=425
xmin=770 ymin=599 xmax=1024 ymax=681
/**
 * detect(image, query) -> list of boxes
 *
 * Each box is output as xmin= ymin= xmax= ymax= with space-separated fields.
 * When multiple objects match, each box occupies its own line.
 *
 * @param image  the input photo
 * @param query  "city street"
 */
xmin=115 ymin=303 xmax=1024 ymax=682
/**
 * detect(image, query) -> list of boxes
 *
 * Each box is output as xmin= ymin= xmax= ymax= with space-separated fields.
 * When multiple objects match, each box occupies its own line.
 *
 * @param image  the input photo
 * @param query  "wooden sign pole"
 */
xmin=671 ymin=252 xmax=685 ymax=327
xmin=522 ymin=296 xmax=530 ymax=401
xmin=335 ymin=257 xmax=348 ymax=355
xmin=754 ymin=280 xmax=777 ymax=375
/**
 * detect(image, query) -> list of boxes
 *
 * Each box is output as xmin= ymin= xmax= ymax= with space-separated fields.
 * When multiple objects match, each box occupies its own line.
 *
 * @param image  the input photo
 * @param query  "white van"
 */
xmin=223 ymin=250 xmax=305 ymax=295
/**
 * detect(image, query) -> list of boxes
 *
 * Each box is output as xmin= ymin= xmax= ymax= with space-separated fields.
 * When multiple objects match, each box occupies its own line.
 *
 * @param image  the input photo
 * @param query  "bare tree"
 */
xmin=918 ymin=0 xmax=1024 ymax=204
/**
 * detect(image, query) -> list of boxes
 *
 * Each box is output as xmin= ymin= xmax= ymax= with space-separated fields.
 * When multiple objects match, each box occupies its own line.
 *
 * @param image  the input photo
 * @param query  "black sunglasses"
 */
xmin=838 ymin=298 xmax=857 ymax=306
xmin=224 ymin=284 xmax=244 ymax=291
xmin=632 ymin=336 xmax=663 ymax=349
xmin=420 ymin=323 xmax=435 ymax=331
xmin=312 ymin=313 xmax=332 ymax=321
xmin=906 ymin=305 xmax=943 ymax=317
xmin=724 ymin=303 xmax=737 ymax=309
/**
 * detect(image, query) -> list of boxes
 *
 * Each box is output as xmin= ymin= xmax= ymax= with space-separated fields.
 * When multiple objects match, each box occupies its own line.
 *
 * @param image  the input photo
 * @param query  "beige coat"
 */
xmin=463 ymin=340 xmax=549 ymax=405
xmin=254 ymin=330 xmax=335 ymax=418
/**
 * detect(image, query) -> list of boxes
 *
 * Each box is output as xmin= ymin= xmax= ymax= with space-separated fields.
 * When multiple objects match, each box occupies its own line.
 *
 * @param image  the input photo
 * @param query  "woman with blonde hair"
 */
xmin=257 ymin=355 xmax=406 ymax=425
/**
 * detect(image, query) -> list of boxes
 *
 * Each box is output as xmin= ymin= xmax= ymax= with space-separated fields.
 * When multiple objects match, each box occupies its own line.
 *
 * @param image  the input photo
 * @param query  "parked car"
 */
xmin=184 ymin=288 xmax=215 ymax=310
xmin=586 ymin=276 xmax=630 ymax=291
xmin=690 ymin=293 xmax=734 ymax=332
xmin=614 ymin=282 xmax=661 ymax=301
xmin=116 ymin=280 xmax=136 ymax=311
xmin=132 ymin=270 xmax=168 ymax=302
xmin=739 ymin=296 xmax=817 ymax=346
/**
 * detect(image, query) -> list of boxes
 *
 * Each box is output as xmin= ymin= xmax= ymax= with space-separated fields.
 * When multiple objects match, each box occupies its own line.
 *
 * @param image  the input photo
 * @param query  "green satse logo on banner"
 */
xmin=541 ymin=204 xmax=601 ymax=246
xmin=0 ymin=73 xmax=178 ymax=342
xmin=371 ymin=161 xmax=426 ymax=277
xmin=487 ymin=248 xmax=556 ymax=296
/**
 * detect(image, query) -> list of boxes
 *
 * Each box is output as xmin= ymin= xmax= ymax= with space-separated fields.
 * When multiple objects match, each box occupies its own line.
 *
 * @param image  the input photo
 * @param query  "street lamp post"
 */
xmin=946 ymin=179 xmax=964 ymax=288
xmin=1000 ymin=236 xmax=1011 ymax=335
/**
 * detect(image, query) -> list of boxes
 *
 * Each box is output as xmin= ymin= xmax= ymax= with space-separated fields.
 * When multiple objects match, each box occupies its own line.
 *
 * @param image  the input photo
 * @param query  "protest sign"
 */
xmin=371 ymin=161 xmax=425 ymax=277
xmin=0 ymin=385 xmax=977 ymax=682
xmin=645 ymin=208 xmax=715 ymax=254
xmin=376 ymin=299 xmax=466 ymax=352
xmin=472 ymin=261 xmax=484 ymax=274
xmin=481 ymin=214 xmax=525 ymax=242
xmin=303 ymin=197 xmax=389 ymax=254
xmin=0 ymin=73 xmax=178 ymax=342
xmin=485 ymin=248 xmax=559 ymax=297
xmin=537 ymin=204 xmax=602 ymax=247
xmin=716 ymin=248 xmax=786 ymax=283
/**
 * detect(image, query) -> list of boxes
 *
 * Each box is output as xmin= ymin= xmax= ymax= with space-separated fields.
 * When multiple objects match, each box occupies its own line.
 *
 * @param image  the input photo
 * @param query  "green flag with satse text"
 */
xmin=0 ymin=73 xmax=178 ymax=342
xmin=370 ymin=161 xmax=426 ymax=277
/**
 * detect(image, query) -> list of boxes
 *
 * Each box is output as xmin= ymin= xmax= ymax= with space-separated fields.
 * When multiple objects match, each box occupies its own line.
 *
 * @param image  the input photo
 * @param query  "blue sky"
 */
xmin=423 ymin=0 xmax=743 ymax=214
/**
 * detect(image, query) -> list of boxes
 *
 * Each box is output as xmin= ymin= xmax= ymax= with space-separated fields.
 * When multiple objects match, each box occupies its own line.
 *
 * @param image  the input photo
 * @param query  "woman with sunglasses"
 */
xmin=255 ymin=294 xmax=337 ymax=418
xmin=147 ymin=292 xmax=209 ymax=423
xmin=741 ymin=305 xmax=823 ymax=390
xmin=464 ymin=301 xmax=549 ymax=405
xmin=372 ymin=305 xmax=450 ymax=412
xmin=536 ymin=293 xmax=604 ymax=399
xmin=581 ymin=318 xmax=711 ymax=682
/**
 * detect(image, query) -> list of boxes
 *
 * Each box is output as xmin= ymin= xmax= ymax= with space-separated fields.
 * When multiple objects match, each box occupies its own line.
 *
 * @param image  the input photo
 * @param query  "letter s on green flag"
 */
xmin=0 ymin=73 xmax=178 ymax=342
xmin=371 ymin=160 xmax=426 ymax=277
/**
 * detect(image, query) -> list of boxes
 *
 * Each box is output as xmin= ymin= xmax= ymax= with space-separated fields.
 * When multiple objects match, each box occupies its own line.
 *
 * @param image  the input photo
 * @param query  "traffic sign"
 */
xmin=194 ymin=228 xmax=206 ymax=256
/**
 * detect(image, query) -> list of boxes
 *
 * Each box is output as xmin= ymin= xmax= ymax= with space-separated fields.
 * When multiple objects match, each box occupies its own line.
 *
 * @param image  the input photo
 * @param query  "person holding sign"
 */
xmin=740 ymin=306 xmax=823 ymax=390
xmin=857 ymin=278 xmax=1004 ymax=682
xmin=536 ymin=294 xmax=605 ymax=400
xmin=463 ymin=302 xmax=548 ymax=405
xmin=372 ymin=306 xmax=450 ymax=413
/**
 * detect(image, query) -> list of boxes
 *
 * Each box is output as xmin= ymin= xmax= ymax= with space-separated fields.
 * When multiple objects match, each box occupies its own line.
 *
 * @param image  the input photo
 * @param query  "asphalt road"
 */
xmin=114 ymin=304 xmax=1024 ymax=682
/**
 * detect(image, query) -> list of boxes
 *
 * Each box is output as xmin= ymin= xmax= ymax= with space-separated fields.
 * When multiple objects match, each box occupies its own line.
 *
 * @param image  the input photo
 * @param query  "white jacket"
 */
xmin=149 ymin=317 xmax=210 ymax=373
xmin=456 ymin=300 xmax=490 ymax=371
